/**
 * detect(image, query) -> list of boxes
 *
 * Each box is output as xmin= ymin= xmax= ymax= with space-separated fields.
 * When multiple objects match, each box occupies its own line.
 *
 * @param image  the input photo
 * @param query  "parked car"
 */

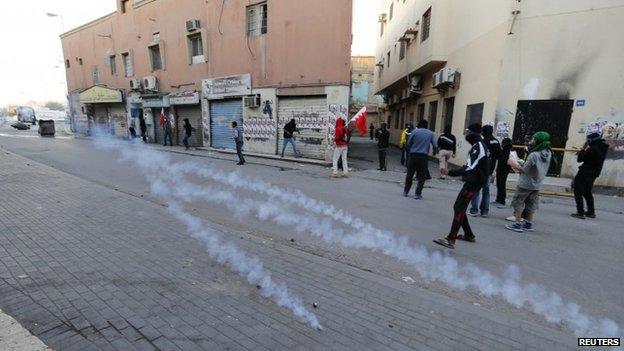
xmin=16 ymin=106 xmax=37 ymax=125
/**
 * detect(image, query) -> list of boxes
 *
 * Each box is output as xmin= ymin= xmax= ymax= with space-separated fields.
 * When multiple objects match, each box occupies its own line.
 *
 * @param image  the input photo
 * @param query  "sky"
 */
xmin=0 ymin=0 xmax=381 ymax=106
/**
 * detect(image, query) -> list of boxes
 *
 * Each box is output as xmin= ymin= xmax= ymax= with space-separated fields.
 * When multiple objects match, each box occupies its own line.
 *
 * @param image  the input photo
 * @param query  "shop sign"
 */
xmin=79 ymin=85 xmax=123 ymax=104
xmin=169 ymin=91 xmax=200 ymax=105
xmin=202 ymin=74 xmax=251 ymax=99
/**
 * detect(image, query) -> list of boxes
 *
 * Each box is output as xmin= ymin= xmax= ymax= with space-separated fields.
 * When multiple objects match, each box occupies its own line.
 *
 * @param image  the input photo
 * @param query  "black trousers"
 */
xmin=378 ymin=148 xmax=387 ymax=170
xmin=574 ymin=174 xmax=596 ymax=215
xmin=446 ymin=183 xmax=481 ymax=242
xmin=404 ymin=154 xmax=428 ymax=195
xmin=495 ymin=169 xmax=509 ymax=204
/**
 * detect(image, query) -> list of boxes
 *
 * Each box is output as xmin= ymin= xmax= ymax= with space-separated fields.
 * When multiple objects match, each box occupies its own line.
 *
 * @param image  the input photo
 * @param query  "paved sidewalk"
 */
xmin=0 ymin=148 xmax=582 ymax=350
xmin=0 ymin=309 xmax=52 ymax=351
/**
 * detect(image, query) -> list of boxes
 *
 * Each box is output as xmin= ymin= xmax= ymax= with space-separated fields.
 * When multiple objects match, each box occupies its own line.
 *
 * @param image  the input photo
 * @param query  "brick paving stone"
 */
xmin=0 ymin=150 xmax=582 ymax=351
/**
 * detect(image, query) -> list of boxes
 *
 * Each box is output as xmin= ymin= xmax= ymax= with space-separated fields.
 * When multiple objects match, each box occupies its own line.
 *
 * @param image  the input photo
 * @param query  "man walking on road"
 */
xmin=403 ymin=120 xmax=437 ymax=199
xmin=433 ymin=124 xmax=489 ymax=249
xmin=505 ymin=132 xmax=552 ymax=233
xmin=182 ymin=118 xmax=195 ymax=150
xmin=493 ymin=137 xmax=513 ymax=208
xmin=139 ymin=116 xmax=147 ymax=143
xmin=281 ymin=119 xmax=301 ymax=158
xmin=469 ymin=124 xmax=501 ymax=217
xmin=571 ymin=132 xmax=609 ymax=219
xmin=437 ymin=125 xmax=456 ymax=180
xmin=232 ymin=121 xmax=246 ymax=165
xmin=375 ymin=123 xmax=390 ymax=171
xmin=369 ymin=123 xmax=375 ymax=140
xmin=160 ymin=113 xmax=173 ymax=146
xmin=332 ymin=118 xmax=350 ymax=178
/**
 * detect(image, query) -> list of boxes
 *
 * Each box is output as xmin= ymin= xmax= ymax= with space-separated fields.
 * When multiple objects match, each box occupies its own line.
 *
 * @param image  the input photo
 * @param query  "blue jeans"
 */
xmin=235 ymin=141 xmax=246 ymax=164
xmin=281 ymin=137 xmax=299 ymax=157
xmin=470 ymin=176 xmax=490 ymax=214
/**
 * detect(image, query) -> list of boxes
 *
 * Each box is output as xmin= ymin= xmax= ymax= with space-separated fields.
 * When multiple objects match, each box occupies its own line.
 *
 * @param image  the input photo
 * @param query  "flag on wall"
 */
xmin=348 ymin=106 xmax=368 ymax=136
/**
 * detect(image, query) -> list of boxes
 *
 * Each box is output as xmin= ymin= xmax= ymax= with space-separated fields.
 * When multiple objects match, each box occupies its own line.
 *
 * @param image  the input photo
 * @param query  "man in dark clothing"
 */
xmin=437 ymin=125 xmax=456 ymax=180
xmin=232 ymin=121 xmax=245 ymax=165
xmin=403 ymin=120 xmax=437 ymax=199
xmin=433 ymin=123 xmax=490 ymax=249
xmin=281 ymin=119 xmax=301 ymax=158
xmin=571 ymin=133 xmax=609 ymax=219
xmin=182 ymin=118 xmax=195 ymax=150
xmin=469 ymin=124 xmax=501 ymax=217
xmin=369 ymin=123 xmax=375 ymax=140
xmin=494 ymin=137 xmax=513 ymax=207
xmin=139 ymin=117 xmax=147 ymax=143
xmin=375 ymin=123 xmax=390 ymax=171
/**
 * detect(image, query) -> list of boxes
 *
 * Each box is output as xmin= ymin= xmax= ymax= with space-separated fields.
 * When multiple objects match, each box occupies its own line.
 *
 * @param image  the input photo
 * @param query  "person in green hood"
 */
xmin=505 ymin=131 xmax=552 ymax=233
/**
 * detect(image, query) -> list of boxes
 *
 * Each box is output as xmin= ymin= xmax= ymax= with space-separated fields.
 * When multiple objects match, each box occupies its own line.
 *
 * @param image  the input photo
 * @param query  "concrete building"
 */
xmin=62 ymin=0 xmax=352 ymax=160
xmin=374 ymin=0 xmax=624 ymax=187
xmin=350 ymin=56 xmax=382 ymax=129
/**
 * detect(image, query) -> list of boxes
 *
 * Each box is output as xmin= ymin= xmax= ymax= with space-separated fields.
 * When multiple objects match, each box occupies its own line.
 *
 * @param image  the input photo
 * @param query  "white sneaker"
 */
xmin=505 ymin=215 xmax=525 ymax=222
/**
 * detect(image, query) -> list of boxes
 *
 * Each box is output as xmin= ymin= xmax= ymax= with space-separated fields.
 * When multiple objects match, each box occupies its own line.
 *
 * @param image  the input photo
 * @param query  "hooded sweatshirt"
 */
xmin=577 ymin=138 xmax=609 ymax=178
xmin=448 ymin=136 xmax=490 ymax=186
xmin=518 ymin=149 xmax=552 ymax=190
xmin=334 ymin=118 xmax=349 ymax=147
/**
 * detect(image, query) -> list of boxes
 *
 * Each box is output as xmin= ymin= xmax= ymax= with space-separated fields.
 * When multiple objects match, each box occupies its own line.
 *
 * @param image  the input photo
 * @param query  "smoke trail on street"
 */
xmin=163 ymin=156 xmax=621 ymax=338
xmin=95 ymin=137 xmax=321 ymax=329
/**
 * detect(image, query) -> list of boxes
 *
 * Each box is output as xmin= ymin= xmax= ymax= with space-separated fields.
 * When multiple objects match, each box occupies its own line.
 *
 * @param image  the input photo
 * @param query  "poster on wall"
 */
xmin=496 ymin=121 xmax=510 ymax=138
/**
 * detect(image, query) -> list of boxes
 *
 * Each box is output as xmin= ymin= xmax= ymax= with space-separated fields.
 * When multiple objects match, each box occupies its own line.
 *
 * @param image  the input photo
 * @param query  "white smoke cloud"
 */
xmin=523 ymin=77 xmax=540 ymax=100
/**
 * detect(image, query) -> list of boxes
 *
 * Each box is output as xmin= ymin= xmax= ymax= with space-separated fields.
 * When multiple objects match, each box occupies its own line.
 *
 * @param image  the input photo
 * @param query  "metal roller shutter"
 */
xmin=277 ymin=96 xmax=327 ymax=160
xmin=110 ymin=104 xmax=127 ymax=138
xmin=151 ymin=108 xmax=164 ymax=145
xmin=210 ymin=99 xmax=243 ymax=150
xmin=175 ymin=105 xmax=203 ymax=147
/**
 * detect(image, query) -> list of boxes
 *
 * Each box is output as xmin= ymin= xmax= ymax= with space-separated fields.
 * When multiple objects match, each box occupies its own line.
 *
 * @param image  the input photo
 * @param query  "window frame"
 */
xmin=422 ymin=7 xmax=432 ymax=42
xmin=148 ymin=44 xmax=163 ymax=71
xmin=246 ymin=2 xmax=268 ymax=37
xmin=389 ymin=3 xmax=394 ymax=21
xmin=121 ymin=52 xmax=133 ymax=77
xmin=109 ymin=55 xmax=117 ymax=76
xmin=187 ymin=32 xmax=205 ymax=64
xmin=464 ymin=103 xmax=485 ymax=133
xmin=399 ymin=41 xmax=406 ymax=61
xmin=92 ymin=66 xmax=100 ymax=85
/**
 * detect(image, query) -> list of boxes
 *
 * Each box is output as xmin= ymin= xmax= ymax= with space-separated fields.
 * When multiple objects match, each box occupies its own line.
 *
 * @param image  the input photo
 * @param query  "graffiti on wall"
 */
xmin=262 ymin=100 xmax=273 ymax=118
xmin=244 ymin=117 xmax=276 ymax=141
xmin=579 ymin=119 xmax=624 ymax=159
xmin=292 ymin=111 xmax=324 ymax=131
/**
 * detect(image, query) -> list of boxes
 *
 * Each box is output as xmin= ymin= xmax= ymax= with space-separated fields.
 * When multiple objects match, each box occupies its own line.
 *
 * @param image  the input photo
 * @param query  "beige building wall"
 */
xmin=375 ymin=0 xmax=624 ymax=187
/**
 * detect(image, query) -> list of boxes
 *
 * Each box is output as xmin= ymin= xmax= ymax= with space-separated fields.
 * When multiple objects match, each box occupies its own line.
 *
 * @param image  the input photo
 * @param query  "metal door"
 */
xmin=175 ymin=105 xmax=203 ymax=147
xmin=210 ymin=99 xmax=243 ymax=150
xmin=512 ymin=99 xmax=574 ymax=176
xmin=277 ymin=97 xmax=327 ymax=159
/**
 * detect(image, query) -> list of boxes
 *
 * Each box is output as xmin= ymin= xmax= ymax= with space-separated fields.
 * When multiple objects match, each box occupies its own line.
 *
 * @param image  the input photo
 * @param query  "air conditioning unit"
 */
xmin=142 ymin=76 xmax=158 ymax=91
xmin=409 ymin=76 xmax=423 ymax=94
xmin=186 ymin=19 xmax=201 ymax=32
xmin=378 ymin=13 xmax=387 ymax=23
xmin=433 ymin=68 xmax=458 ymax=88
xmin=432 ymin=71 xmax=442 ymax=88
xmin=244 ymin=95 xmax=261 ymax=108
xmin=129 ymin=78 xmax=142 ymax=90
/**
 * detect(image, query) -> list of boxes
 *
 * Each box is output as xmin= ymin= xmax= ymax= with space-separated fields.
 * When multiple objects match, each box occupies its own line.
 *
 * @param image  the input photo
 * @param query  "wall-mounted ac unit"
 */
xmin=432 ymin=68 xmax=458 ymax=88
xmin=378 ymin=13 xmax=387 ymax=23
xmin=142 ymin=76 xmax=158 ymax=91
xmin=244 ymin=95 xmax=261 ymax=108
xmin=129 ymin=78 xmax=142 ymax=90
xmin=186 ymin=19 xmax=201 ymax=32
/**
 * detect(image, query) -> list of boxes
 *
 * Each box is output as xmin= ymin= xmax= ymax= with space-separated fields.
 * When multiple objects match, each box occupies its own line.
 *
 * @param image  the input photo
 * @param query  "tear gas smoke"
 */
xmin=95 ymin=136 xmax=620 ymax=338
xmin=94 ymin=137 xmax=321 ymax=329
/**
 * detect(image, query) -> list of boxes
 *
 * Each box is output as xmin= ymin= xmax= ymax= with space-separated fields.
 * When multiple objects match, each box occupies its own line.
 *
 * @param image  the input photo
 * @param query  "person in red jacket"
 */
xmin=332 ymin=118 xmax=350 ymax=178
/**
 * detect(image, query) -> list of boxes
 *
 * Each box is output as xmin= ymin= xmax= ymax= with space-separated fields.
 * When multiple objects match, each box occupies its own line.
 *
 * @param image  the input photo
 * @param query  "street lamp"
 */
xmin=46 ymin=12 xmax=65 ymax=32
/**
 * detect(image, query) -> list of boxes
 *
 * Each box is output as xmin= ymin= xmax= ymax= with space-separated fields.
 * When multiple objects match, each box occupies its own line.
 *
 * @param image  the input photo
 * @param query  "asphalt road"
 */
xmin=1 ymin=125 xmax=622 ymax=350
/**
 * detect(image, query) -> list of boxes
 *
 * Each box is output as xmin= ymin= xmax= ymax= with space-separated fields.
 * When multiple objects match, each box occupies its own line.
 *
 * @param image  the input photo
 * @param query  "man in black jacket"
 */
xmin=493 ymin=137 xmax=513 ymax=207
xmin=434 ymin=123 xmax=490 ymax=249
xmin=571 ymin=132 xmax=609 ymax=219
xmin=469 ymin=124 xmax=501 ymax=217
xmin=437 ymin=125 xmax=456 ymax=180
xmin=281 ymin=119 xmax=301 ymax=158
xmin=375 ymin=123 xmax=390 ymax=171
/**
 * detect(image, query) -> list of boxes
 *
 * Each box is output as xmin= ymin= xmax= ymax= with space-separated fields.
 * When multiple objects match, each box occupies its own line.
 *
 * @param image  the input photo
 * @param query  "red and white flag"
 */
xmin=158 ymin=108 xmax=166 ymax=127
xmin=348 ymin=106 xmax=368 ymax=136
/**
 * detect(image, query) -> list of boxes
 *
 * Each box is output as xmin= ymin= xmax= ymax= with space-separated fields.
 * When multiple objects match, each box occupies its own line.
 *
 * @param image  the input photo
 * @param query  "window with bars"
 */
xmin=149 ymin=45 xmax=162 ymax=71
xmin=187 ymin=33 xmax=205 ymax=63
xmin=247 ymin=2 xmax=268 ymax=36
xmin=422 ymin=8 xmax=431 ymax=42
xmin=122 ymin=52 xmax=133 ymax=77
xmin=109 ymin=55 xmax=117 ymax=76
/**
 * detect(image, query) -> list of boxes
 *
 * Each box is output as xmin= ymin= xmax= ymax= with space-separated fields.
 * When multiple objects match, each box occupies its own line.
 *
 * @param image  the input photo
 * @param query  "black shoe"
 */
xmin=457 ymin=235 xmax=476 ymax=243
xmin=585 ymin=213 xmax=596 ymax=219
xmin=433 ymin=238 xmax=454 ymax=249
xmin=570 ymin=213 xmax=586 ymax=219
xmin=236 ymin=162 xmax=244 ymax=165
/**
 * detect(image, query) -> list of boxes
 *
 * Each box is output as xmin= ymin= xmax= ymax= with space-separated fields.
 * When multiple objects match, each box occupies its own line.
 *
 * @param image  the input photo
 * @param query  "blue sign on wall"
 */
xmin=576 ymin=100 xmax=586 ymax=107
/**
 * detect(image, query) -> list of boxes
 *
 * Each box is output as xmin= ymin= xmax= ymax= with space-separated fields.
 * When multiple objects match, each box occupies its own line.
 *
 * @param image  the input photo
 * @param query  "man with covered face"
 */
xmin=505 ymin=131 xmax=553 ymax=233
xmin=433 ymin=123 xmax=490 ymax=249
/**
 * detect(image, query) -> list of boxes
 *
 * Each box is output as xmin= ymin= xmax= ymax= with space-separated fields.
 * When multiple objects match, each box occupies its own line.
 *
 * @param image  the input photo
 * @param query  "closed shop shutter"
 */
xmin=210 ymin=99 xmax=243 ymax=150
xmin=93 ymin=105 xmax=108 ymax=132
xmin=109 ymin=104 xmax=127 ymax=138
xmin=277 ymin=96 xmax=327 ymax=159
xmin=175 ymin=105 xmax=203 ymax=147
